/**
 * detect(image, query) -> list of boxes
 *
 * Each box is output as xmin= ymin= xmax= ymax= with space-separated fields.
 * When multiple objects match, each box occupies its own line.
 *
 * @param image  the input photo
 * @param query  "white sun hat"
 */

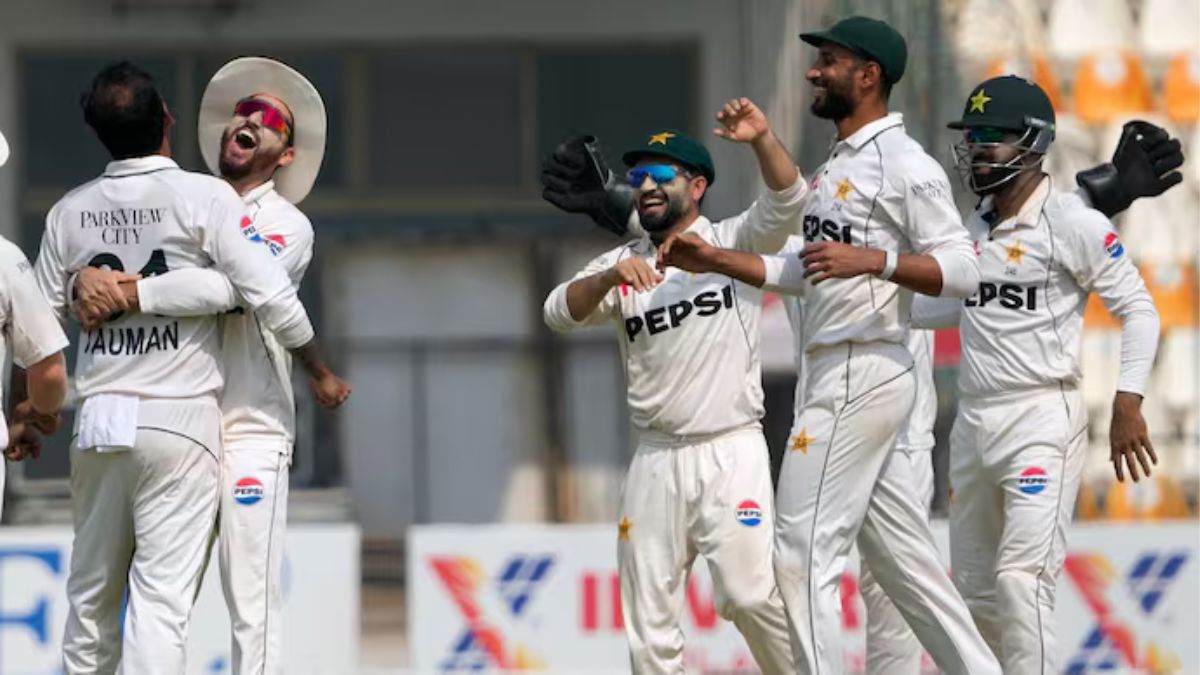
xmin=198 ymin=57 xmax=326 ymax=204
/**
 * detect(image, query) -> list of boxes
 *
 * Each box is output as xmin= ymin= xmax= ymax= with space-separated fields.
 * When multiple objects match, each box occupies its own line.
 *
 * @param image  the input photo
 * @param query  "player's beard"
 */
xmin=638 ymin=190 xmax=688 ymax=233
xmin=810 ymin=76 xmax=856 ymax=121
xmin=218 ymin=128 xmax=281 ymax=182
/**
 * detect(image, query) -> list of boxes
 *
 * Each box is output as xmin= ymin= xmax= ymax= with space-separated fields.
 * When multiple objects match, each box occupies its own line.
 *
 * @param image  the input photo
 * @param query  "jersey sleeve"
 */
xmin=894 ymin=156 xmax=979 ymax=297
xmin=759 ymin=234 xmax=808 ymax=296
xmin=543 ymin=248 xmax=623 ymax=331
xmin=717 ymin=173 xmax=808 ymax=254
xmin=31 ymin=203 xmax=71 ymax=322
xmin=1060 ymin=209 xmax=1160 ymax=395
xmin=0 ymin=240 xmax=69 ymax=368
xmin=137 ymin=267 xmax=240 ymax=317
xmin=197 ymin=183 xmax=314 ymax=349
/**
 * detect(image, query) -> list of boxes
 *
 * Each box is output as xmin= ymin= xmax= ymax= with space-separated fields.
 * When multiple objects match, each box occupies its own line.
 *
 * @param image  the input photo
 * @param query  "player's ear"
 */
xmin=691 ymin=175 xmax=708 ymax=202
xmin=277 ymin=146 xmax=296 ymax=169
xmin=860 ymin=61 xmax=882 ymax=91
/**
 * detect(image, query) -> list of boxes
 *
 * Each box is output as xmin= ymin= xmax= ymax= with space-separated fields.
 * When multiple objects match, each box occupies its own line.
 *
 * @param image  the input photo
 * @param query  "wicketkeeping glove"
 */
xmin=541 ymin=134 xmax=636 ymax=237
xmin=1076 ymin=120 xmax=1185 ymax=218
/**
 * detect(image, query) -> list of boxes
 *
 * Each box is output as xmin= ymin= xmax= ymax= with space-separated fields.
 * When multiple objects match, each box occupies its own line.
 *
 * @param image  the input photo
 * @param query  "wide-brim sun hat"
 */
xmin=198 ymin=57 xmax=326 ymax=204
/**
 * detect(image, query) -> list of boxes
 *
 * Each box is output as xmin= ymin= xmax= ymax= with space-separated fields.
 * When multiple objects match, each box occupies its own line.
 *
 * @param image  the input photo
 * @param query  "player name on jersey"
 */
xmin=623 ymin=284 xmax=734 ymax=343
xmin=83 ymin=321 xmax=180 ymax=356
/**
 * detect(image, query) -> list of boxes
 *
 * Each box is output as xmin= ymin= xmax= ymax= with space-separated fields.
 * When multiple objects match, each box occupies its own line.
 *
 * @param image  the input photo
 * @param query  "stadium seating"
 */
xmin=1048 ymin=0 xmax=1137 ymax=61
xmin=1162 ymin=52 xmax=1200 ymax=124
xmin=1138 ymin=0 xmax=1200 ymax=60
xmin=1141 ymin=262 xmax=1199 ymax=332
xmin=1191 ymin=126 xmax=1200 ymax=189
xmin=955 ymin=0 xmax=1047 ymax=68
xmin=1072 ymin=51 xmax=1155 ymax=123
xmin=1104 ymin=475 xmax=1191 ymax=520
xmin=1042 ymin=113 xmax=1096 ymax=191
xmin=985 ymin=54 xmax=1064 ymax=111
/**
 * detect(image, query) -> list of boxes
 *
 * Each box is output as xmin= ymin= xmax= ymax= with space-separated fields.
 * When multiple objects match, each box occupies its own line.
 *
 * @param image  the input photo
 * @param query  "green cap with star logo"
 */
xmin=800 ymin=16 xmax=908 ymax=85
xmin=948 ymin=75 xmax=1056 ymax=134
xmin=622 ymin=129 xmax=716 ymax=186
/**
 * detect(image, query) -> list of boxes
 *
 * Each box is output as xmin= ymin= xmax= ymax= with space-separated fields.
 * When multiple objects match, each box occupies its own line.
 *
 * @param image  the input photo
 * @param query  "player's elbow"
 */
xmin=931 ymin=248 xmax=980 ymax=298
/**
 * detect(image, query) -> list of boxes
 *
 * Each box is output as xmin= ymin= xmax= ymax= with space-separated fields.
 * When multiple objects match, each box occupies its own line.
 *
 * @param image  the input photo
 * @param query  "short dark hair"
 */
xmin=81 ymin=61 xmax=166 ymax=159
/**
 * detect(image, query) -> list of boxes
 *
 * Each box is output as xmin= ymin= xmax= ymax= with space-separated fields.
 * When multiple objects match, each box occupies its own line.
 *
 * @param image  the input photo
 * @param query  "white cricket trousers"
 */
xmin=62 ymin=428 xmax=220 ymax=674
xmin=219 ymin=441 xmax=290 ymax=675
xmin=773 ymin=341 xmax=999 ymax=675
xmin=618 ymin=426 xmax=793 ymax=675
xmin=860 ymin=447 xmax=935 ymax=675
xmin=950 ymin=385 xmax=1087 ymax=674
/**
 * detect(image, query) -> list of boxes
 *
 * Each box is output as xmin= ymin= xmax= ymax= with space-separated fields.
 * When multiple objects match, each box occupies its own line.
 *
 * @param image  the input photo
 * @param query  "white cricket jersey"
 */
xmin=0 ymin=237 xmax=69 ymax=449
xmin=956 ymin=176 xmax=1158 ymax=397
xmin=34 ymin=156 xmax=311 ymax=445
xmin=898 ymin=328 xmax=936 ymax=451
xmin=219 ymin=182 xmax=313 ymax=446
xmin=786 ymin=296 xmax=935 ymax=451
xmin=762 ymin=113 xmax=978 ymax=351
xmin=545 ymin=176 xmax=808 ymax=436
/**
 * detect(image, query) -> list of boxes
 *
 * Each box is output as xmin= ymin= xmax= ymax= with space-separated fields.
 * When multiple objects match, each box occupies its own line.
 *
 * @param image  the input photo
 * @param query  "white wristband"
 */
xmin=879 ymin=250 xmax=898 ymax=281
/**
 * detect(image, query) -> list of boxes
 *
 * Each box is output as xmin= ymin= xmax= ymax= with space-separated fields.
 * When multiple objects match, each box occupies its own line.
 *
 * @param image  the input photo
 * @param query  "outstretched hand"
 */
xmin=713 ymin=98 xmax=770 ymax=144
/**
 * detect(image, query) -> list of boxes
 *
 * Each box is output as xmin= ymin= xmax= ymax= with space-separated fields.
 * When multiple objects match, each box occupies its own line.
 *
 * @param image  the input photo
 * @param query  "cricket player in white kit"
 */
xmin=915 ymin=75 xmax=1161 ymax=674
xmin=544 ymin=102 xmax=802 ymax=674
xmin=33 ymin=62 xmax=347 ymax=674
xmin=71 ymin=57 xmax=329 ymax=674
xmin=658 ymin=17 xmax=1000 ymax=674
xmin=0 ymin=129 xmax=71 ymax=517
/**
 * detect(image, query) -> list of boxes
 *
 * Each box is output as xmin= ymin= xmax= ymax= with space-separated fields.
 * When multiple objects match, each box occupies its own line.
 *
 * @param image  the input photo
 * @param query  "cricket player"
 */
xmin=0 ymin=128 xmax=70 ymax=520
xmin=72 ymin=57 xmax=328 ymax=674
xmin=859 ymin=119 xmax=1184 ymax=674
xmin=31 ymin=62 xmax=347 ymax=674
xmin=919 ymin=75 xmax=1161 ymax=673
xmin=656 ymin=16 xmax=1002 ymax=674
xmin=544 ymin=100 xmax=803 ymax=674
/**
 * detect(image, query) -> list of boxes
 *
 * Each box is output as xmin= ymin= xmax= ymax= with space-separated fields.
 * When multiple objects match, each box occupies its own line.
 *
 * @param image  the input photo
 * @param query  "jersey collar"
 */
xmin=103 ymin=155 xmax=179 ymax=177
xmin=241 ymin=180 xmax=277 ymax=205
xmin=981 ymin=175 xmax=1052 ymax=232
xmin=837 ymin=112 xmax=904 ymax=151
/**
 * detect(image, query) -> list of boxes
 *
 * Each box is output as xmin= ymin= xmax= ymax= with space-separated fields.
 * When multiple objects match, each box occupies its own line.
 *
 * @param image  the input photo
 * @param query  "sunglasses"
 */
xmin=234 ymin=97 xmax=293 ymax=143
xmin=963 ymin=127 xmax=1007 ymax=144
xmin=626 ymin=164 xmax=690 ymax=188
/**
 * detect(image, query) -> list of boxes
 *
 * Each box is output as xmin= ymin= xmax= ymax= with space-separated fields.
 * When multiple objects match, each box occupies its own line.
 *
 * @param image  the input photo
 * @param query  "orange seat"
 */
xmin=1072 ymin=51 xmax=1154 ymax=124
xmin=1083 ymin=263 xmax=1197 ymax=330
xmin=1162 ymin=52 xmax=1200 ymax=124
xmin=1105 ymin=476 xmax=1190 ymax=520
xmin=1084 ymin=294 xmax=1122 ymax=329
xmin=1075 ymin=480 xmax=1105 ymax=520
xmin=1144 ymin=263 xmax=1199 ymax=331
xmin=986 ymin=54 xmax=1064 ymax=112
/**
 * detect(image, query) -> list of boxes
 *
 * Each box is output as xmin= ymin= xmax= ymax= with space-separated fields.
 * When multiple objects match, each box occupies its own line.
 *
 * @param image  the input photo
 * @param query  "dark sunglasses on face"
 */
xmin=626 ymin=164 xmax=691 ymax=188
xmin=234 ymin=97 xmax=293 ymax=143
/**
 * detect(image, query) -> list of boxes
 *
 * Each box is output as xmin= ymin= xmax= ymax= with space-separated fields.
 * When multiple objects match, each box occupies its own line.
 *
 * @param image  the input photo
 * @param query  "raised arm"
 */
xmin=712 ymin=98 xmax=808 ymax=254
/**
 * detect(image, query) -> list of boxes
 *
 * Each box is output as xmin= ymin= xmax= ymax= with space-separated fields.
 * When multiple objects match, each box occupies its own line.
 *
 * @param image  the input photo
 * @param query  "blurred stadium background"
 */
xmin=0 ymin=0 xmax=1196 ymax=672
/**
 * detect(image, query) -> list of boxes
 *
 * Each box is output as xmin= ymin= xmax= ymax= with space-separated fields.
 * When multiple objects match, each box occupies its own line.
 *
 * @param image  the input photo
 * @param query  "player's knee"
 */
xmin=716 ymin=582 xmax=777 ymax=621
xmin=996 ymin=567 xmax=1055 ymax=610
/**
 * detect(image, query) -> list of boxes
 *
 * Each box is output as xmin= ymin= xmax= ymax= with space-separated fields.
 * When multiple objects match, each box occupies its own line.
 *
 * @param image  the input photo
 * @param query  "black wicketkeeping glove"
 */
xmin=1076 ymin=120 xmax=1185 ymax=218
xmin=541 ymin=134 xmax=636 ymax=237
